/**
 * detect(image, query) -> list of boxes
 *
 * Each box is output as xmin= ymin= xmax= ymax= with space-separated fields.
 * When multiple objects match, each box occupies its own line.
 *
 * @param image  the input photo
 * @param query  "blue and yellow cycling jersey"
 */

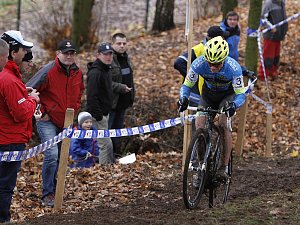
xmin=180 ymin=55 xmax=246 ymax=108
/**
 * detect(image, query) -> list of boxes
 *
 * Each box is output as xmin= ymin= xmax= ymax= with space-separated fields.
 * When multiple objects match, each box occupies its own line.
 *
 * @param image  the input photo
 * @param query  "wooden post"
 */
xmin=182 ymin=0 xmax=194 ymax=170
xmin=265 ymin=106 xmax=272 ymax=157
xmin=235 ymin=97 xmax=249 ymax=156
xmin=54 ymin=108 xmax=74 ymax=210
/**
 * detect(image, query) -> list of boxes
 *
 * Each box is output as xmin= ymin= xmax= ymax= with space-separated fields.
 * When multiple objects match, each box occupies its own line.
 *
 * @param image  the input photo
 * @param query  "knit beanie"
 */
xmin=78 ymin=112 xmax=92 ymax=126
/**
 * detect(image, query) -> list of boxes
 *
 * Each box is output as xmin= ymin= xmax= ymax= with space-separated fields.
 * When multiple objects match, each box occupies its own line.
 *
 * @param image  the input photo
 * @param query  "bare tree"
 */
xmin=245 ymin=0 xmax=262 ymax=71
xmin=222 ymin=0 xmax=238 ymax=19
xmin=72 ymin=0 xmax=95 ymax=50
xmin=152 ymin=0 xmax=175 ymax=32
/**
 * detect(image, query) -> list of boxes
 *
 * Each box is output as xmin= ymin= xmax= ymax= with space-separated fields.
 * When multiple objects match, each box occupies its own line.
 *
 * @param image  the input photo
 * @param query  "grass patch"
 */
xmin=198 ymin=189 xmax=300 ymax=225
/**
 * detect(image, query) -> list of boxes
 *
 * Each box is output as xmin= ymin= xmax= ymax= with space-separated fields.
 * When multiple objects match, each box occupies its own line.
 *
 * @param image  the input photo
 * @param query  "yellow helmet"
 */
xmin=204 ymin=36 xmax=229 ymax=63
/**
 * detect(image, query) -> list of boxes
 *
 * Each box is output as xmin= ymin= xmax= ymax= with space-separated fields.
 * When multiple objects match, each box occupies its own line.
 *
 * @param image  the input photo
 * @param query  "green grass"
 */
xmin=199 ymin=189 xmax=300 ymax=225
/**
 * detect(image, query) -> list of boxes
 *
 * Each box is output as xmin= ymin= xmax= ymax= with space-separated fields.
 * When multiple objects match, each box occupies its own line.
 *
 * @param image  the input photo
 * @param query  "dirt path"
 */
xmin=17 ymin=156 xmax=300 ymax=225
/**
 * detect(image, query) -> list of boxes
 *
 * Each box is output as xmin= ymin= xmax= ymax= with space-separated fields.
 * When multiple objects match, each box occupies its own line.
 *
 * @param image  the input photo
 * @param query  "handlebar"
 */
xmin=180 ymin=105 xmax=232 ymax=131
xmin=187 ymin=106 xmax=224 ymax=114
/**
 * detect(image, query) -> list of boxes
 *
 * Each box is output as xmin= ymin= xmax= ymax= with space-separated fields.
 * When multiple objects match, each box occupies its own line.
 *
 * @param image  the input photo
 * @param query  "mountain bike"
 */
xmin=180 ymin=70 xmax=257 ymax=209
xmin=181 ymin=106 xmax=232 ymax=209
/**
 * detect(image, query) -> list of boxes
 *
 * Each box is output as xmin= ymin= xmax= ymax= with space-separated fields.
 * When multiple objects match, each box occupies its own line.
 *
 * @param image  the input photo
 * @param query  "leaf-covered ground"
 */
xmin=10 ymin=0 xmax=300 ymax=224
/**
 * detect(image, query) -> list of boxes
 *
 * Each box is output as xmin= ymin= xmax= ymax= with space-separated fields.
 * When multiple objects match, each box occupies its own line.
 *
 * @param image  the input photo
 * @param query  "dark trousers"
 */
xmin=108 ymin=109 xmax=126 ymax=157
xmin=0 ymin=144 xmax=24 ymax=223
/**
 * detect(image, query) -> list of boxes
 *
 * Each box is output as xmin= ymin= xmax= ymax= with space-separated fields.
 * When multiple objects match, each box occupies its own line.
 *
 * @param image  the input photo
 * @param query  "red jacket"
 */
xmin=26 ymin=57 xmax=84 ymax=128
xmin=0 ymin=60 xmax=37 ymax=145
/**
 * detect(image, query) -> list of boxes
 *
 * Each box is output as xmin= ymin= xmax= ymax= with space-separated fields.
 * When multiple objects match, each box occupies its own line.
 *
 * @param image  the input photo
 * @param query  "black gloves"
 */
xmin=177 ymin=97 xmax=189 ymax=112
xmin=224 ymin=102 xmax=236 ymax=117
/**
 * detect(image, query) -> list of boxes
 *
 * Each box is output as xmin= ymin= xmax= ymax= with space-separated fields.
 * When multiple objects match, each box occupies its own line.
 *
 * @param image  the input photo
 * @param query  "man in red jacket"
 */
xmin=0 ymin=30 xmax=39 ymax=223
xmin=26 ymin=39 xmax=84 ymax=207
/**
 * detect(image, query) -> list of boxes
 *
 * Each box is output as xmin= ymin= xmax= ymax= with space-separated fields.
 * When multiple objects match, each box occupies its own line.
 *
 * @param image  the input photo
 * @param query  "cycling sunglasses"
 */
xmin=208 ymin=61 xmax=224 ymax=67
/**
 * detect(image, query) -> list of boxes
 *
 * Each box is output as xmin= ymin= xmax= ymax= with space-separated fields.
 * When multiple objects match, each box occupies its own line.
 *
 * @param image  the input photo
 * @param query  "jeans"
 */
xmin=93 ymin=115 xmax=114 ymax=165
xmin=0 ymin=144 xmax=24 ymax=223
xmin=36 ymin=120 xmax=62 ymax=199
xmin=108 ymin=109 xmax=126 ymax=157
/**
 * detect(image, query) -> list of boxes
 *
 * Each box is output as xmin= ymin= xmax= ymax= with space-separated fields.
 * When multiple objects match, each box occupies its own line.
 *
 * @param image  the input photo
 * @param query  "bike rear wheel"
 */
xmin=182 ymin=128 xmax=208 ymax=209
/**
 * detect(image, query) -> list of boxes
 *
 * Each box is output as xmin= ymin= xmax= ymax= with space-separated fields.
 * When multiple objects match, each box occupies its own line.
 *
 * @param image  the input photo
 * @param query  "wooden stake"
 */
xmin=54 ymin=108 xmax=74 ymax=210
xmin=182 ymin=0 xmax=194 ymax=171
xmin=265 ymin=109 xmax=272 ymax=157
xmin=235 ymin=97 xmax=249 ymax=157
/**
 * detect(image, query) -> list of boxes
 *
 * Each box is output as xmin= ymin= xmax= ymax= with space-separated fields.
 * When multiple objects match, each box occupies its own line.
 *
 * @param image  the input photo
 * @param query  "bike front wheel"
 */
xmin=182 ymin=128 xmax=208 ymax=209
xmin=209 ymin=126 xmax=232 ymax=207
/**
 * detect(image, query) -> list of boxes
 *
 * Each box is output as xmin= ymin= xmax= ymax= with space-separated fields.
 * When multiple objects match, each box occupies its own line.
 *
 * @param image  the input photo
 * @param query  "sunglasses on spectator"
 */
xmin=208 ymin=61 xmax=224 ymax=67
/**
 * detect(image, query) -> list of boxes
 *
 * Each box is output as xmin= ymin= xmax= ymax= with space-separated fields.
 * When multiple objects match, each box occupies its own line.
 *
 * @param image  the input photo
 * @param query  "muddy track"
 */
xmin=18 ymin=157 xmax=300 ymax=225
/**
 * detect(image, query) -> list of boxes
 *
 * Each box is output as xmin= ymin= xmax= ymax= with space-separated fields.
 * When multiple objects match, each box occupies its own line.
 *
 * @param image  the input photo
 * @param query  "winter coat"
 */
xmin=0 ymin=60 xmax=37 ymax=145
xmin=174 ymin=42 xmax=205 ymax=105
xmin=220 ymin=21 xmax=240 ymax=61
xmin=26 ymin=57 xmax=84 ymax=129
xmin=86 ymin=59 xmax=113 ymax=121
xmin=261 ymin=0 xmax=288 ymax=41
xmin=110 ymin=52 xmax=135 ymax=109
xmin=69 ymin=126 xmax=100 ymax=168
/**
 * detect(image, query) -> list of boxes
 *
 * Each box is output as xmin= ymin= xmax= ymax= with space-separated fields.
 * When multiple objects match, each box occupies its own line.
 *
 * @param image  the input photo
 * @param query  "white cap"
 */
xmin=2 ymin=30 xmax=33 ymax=48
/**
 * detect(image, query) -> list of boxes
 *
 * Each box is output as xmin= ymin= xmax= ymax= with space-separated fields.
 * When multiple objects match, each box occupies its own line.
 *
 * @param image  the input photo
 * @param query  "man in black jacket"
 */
xmin=86 ymin=42 xmax=114 ymax=165
xmin=109 ymin=33 xmax=135 ymax=157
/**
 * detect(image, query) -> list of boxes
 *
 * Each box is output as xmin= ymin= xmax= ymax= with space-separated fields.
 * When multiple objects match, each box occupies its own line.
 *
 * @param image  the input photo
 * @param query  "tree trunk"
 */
xmin=72 ymin=0 xmax=94 ymax=50
xmin=152 ymin=0 xmax=175 ymax=32
xmin=222 ymin=0 xmax=238 ymax=19
xmin=245 ymin=0 xmax=262 ymax=72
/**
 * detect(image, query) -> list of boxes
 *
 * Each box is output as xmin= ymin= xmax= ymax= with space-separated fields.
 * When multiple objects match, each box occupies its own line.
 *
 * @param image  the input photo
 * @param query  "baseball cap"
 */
xmin=207 ymin=26 xmax=229 ymax=39
xmin=1 ymin=30 xmax=33 ymax=48
xmin=57 ymin=40 xmax=76 ymax=53
xmin=98 ymin=42 xmax=113 ymax=54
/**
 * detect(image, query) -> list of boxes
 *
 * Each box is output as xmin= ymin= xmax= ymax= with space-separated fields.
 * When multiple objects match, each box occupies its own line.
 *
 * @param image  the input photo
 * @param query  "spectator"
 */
xmin=0 ymin=31 xmax=39 ymax=223
xmin=86 ymin=42 xmax=114 ymax=165
xmin=220 ymin=11 xmax=241 ymax=62
xmin=26 ymin=39 xmax=84 ymax=207
xmin=69 ymin=112 xmax=100 ymax=168
xmin=258 ymin=0 xmax=288 ymax=80
xmin=174 ymin=26 xmax=229 ymax=107
xmin=109 ymin=33 xmax=135 ymax=157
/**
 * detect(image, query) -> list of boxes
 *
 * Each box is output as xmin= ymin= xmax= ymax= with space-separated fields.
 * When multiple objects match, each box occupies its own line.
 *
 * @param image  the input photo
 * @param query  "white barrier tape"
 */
xmin=261 ymin=12 xmax=300 ymax=34
xmin=250 ymin=93 xmax=272 ymax=114
xmin=257 ymin=32 xmax=272 ymax=102
xmin=0 ymin=116 xmax=197 ymax=161
xmin=0 ymin=127 xmax=73 ymax=162
xmin=68 ymin=115 xmax=197 ymax=139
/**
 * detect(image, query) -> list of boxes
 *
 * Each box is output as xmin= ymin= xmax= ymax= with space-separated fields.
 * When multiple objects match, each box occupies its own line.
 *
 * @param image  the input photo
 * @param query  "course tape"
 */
xmin=247 ymin=12 xmax=300 ymax=109
xmin=0 ymin=127 xmax=72 ymax=162
xmin=0 ymin=116 xmax=196 ymax=162
xmin=250 ymin=93 xmax=272 ymax=114
xmin=68 ymin=115 xmax=197 ymax=139
xmin=247 ymin=12 xmax=300 ymax=37
xmin=261 ymin=12 xmax=300 ymax=34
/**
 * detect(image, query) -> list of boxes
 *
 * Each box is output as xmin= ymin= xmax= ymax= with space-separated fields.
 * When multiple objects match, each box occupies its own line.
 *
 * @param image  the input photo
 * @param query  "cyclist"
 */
xmin=174 ymin=26 xmax=229 ymax=106
xmin=178 ymin=36 xmax=246 ymax=180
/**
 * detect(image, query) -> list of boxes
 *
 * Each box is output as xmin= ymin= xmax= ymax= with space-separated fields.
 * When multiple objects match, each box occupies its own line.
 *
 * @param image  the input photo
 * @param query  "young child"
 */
xmin=69 ymin=112 xmax=100 ymax=168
